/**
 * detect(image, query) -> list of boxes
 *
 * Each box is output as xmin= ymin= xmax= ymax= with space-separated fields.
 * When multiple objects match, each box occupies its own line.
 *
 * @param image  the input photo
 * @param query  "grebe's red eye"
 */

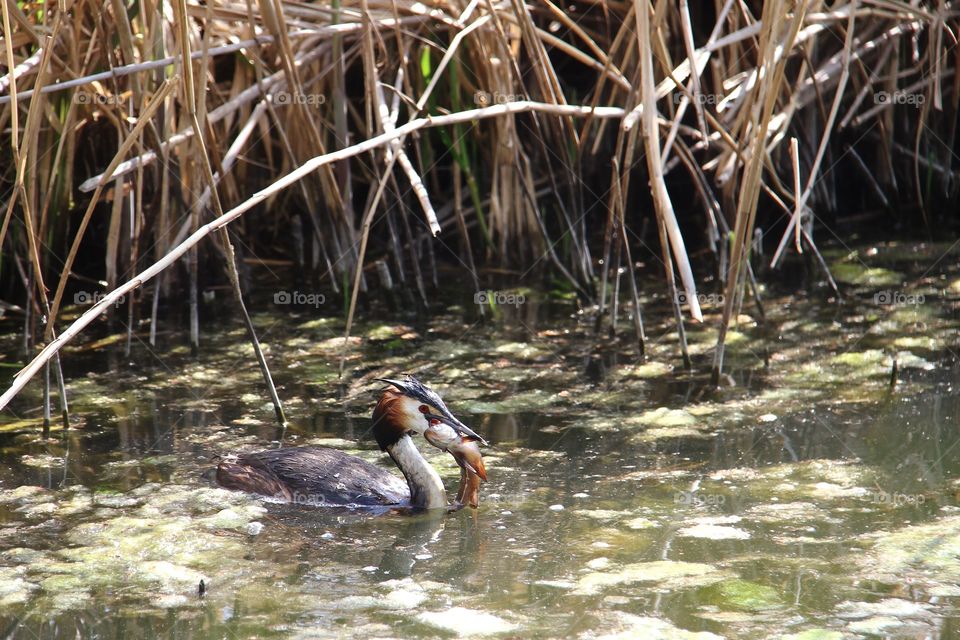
xmin=429 ymin=418 xmax=440 ymax=426
xmin=418 ymin=405 xmax=429 ymax=413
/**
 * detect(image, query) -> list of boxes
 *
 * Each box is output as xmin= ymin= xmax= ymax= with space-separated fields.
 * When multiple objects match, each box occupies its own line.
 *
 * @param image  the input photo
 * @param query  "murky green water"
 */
xmin=2 ymin=243 xmax=960 ymax=638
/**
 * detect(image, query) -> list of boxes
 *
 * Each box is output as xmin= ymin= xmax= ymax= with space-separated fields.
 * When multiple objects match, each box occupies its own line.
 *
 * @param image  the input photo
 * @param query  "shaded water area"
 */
xmin=3 ymin=242 xmax=960 ymax=638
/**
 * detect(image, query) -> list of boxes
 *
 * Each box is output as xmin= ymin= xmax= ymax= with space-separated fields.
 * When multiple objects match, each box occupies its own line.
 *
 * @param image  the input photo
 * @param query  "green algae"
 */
xmin=857 ymin=515 xmax=960 ymax=588
xmin=781 ymin=630 xmax=844 ymax=640
xmin=616 ymin=361 xmax=674 ymax=379
xmin=1 ymin=242 xmax=960 ymax=639
xmin=676 ymin=523 xmax=750 ymax=540
xmin=416 ymin=607 xmax=518 ymax=635
xmin=830 ymin=262 xmax=903 ymax=287
xmin=0 ymin=483 xmax=288 ymax=615
xmin=574 ymin=561 xmax=726 ymax=595
xmin=0 ymin=566 xmax=37 ymax=606
xmin=585 ymin=612 xmax=724 ymax=640
xmin=464 ymin=389 xmax=562 ymax=413
xmin=364 ymin=324 xmax=417 ymax=341
xmin=701 ymin=579 xmax=783 ymax=612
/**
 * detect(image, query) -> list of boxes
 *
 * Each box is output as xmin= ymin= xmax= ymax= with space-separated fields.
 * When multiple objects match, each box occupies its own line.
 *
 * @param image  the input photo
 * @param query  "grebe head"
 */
xmin=373 ymin=376 xmax=486 ymax=448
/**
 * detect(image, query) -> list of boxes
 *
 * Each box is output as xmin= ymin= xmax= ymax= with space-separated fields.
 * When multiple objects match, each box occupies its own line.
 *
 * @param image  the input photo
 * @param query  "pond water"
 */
xmin=2 ymin=242 xmax=960 ymax=638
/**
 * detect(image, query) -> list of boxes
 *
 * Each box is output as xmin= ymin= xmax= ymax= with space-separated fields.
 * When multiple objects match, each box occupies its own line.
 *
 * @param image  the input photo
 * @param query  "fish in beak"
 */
xmin=423 ymin=414 xmax=487 ymax=509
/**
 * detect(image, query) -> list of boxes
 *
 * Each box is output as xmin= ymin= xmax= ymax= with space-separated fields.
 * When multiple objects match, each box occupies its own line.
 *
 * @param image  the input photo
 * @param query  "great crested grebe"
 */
xmin=216 ymin=376 xmax=486 ymax=509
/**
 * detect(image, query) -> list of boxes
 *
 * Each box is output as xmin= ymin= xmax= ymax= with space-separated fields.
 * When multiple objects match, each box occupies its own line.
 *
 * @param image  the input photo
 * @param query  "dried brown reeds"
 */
xmin=0 ymin=1 xmax=956 ymax=409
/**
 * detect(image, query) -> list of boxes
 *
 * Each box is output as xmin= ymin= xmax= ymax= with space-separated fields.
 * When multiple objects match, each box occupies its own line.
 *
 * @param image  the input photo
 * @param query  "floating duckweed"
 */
xmin=0 ymin=485 xmax=51 ymax=503
xmin=631 ymin=407 xmax=698 ymax=428
xmin=282 ymin=336 xmax=312 ymax=349
xmin=687 ymin=404 xmax=720 ymax=417
xmin=634 ymin=426 xmax=713 ymax=442
xmin=199 ymin=505 xmax=268 ymax=530
xmin=17 ymin=502 xmax=57 ymax=517
xmin=574 ymin=560 xmax=724 ymax=595
xmin=93 ymin=491 xmax=142 ymax=508
xmin=831 ymin=349 xmax=886 ymax=368
xmin=493 ymin=342 xmax=549 ymax=360
xmin=624 ymin=517 xmax=658 ymax=530
xmin=1 ymin=548 xmax=48 ymax=565
xmin=0 ymin=568 xmax=37 ymax=606
xmin=677 ymin=524 xmax=751 ymax=540
xmin=20 ymin=454 xmax=64 ymax=468
xmin=416 ymin=607 xmax=518 ymax=635
xmin=364 ymin=324 xmax=415 ymax=341
xmin=830 ymin=262 xmax=902 ymax=287
xmin=746 ymin=502 xmax=827 ymax=523
xmin=418 ymin=339 xmax=479 ymax=361
xmin=464 ymin=389 xmax=560 ymax=413
xmin=845 ymin=617 xmax=907 ymax=634
xmin=781 ymin=630 xmax=844 ymax=640
xmin=0 ymin=417 xmax=48 ymax=433
xmin=379 ymin=579 xmax=429 ymax=609
xmin=859 ymin=515 xmax=960 ymax=587
xmin=140 ymin=454 xmax=179 ymax=465
xmin=573 ymin=509 xmax=632 ymax=521
xmin=313 ymin=336 xmax=362 ymax=352
xmin=139 ymin=560 xmax=208 ymax=593
xmin=588 ymin=612 xmax=725 ymax=640
xmin=618 ymin=361 xmax=673 ymax=379
xmin=893 ymin=337 xmax=939 ymax=353
xmin=702 ymin=579 xmax=783 ymax=611
xmin=297 ymin=317 xmax=341 ymax=331
xmin=835 ymin=598 xmax=932 ymax=620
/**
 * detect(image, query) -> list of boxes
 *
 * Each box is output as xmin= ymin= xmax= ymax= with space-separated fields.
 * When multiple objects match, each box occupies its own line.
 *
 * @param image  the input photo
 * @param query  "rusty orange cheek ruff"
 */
xmin=371 ymin=389 xmax=414 ymax=450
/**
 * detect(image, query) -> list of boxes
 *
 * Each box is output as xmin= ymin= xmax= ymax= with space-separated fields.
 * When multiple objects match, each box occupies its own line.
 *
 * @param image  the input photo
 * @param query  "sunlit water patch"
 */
xmin=2 ymin=245 xmax=960 ymax=637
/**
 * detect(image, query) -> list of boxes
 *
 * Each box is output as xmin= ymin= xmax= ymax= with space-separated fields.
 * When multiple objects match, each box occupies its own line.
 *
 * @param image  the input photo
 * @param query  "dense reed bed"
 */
xmin=0 ymin=0 xmax=956 ymax=410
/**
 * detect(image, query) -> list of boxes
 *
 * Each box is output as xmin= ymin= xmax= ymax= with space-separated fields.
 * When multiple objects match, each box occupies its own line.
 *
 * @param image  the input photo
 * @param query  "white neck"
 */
xmin=387 ymin=435 xmax=447 ymax=509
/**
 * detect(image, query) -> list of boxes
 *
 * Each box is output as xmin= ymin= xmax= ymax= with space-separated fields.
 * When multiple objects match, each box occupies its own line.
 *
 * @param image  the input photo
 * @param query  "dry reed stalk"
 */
xmin=712 ymin=0 xmax=806 ymax=386
xmin=172 ymin=0 xmax=287 ymax=426
xmin=631 ymin=0 xmax=702 ymax=323
xmin=769 ymin=4 xmax=859 ymax=268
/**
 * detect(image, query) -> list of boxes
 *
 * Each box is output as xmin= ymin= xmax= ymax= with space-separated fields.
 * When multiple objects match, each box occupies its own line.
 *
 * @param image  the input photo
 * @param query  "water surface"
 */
xmin=2 ymin=243 xmax=960 ymax=638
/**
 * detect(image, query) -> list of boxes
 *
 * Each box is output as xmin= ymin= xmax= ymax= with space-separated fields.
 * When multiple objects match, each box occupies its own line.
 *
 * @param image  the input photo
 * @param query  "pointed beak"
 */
xmin=424 ymin=412 xmax=487 ymax=447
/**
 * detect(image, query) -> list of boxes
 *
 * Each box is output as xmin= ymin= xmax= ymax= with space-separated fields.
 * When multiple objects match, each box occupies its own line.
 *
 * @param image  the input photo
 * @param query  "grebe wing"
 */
xmin=218 ymin=446 xmax=410 ymax=506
